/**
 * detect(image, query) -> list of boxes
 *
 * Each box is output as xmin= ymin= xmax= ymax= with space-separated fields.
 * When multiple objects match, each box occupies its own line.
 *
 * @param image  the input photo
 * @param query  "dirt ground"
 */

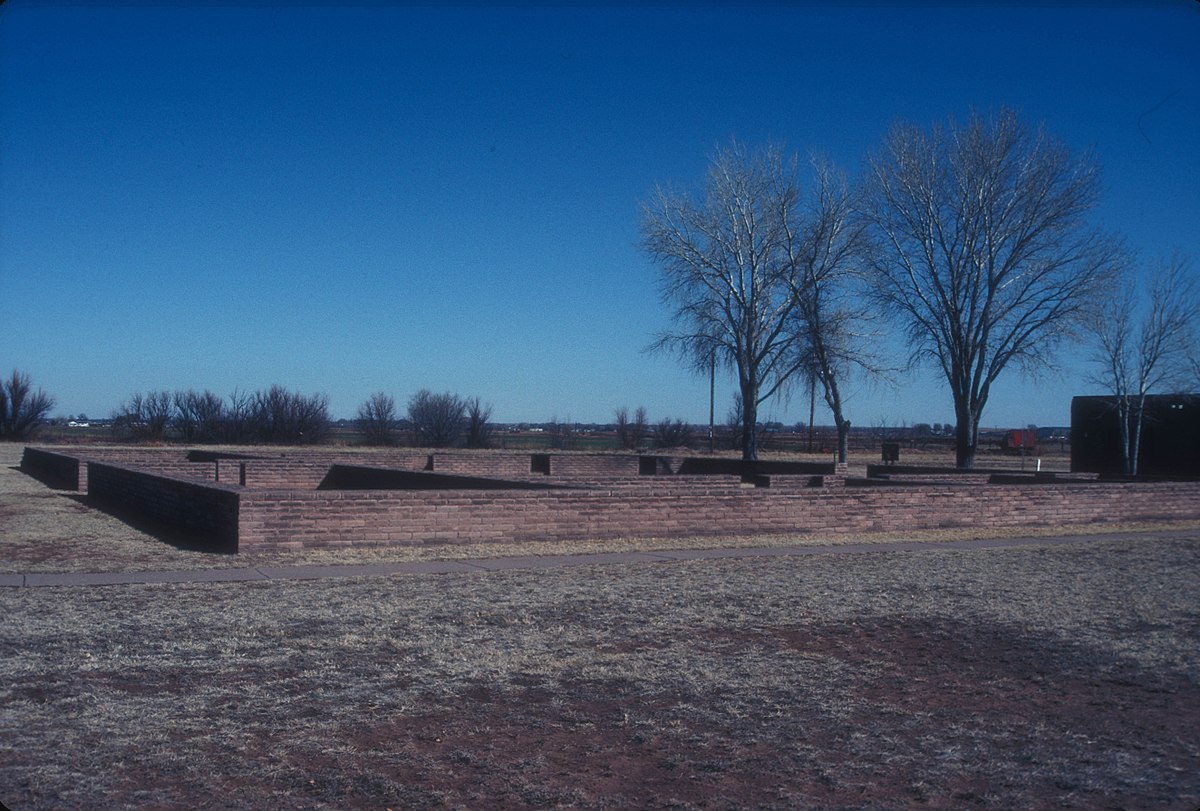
xmin=2 ymin=444 xmax=1199 ymax=809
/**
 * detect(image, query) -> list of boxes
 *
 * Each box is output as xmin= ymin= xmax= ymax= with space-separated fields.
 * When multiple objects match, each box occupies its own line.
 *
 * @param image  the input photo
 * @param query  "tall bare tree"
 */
xmin=787 ymin=158 xmax=879 ymax=463
xmin=642 ymin=142 xmax=808 ymax=460
xmin=1087 ymin=253 xmax=1197 ymax=475
xmin=861 ymin=108 xmax=1123 ymax=468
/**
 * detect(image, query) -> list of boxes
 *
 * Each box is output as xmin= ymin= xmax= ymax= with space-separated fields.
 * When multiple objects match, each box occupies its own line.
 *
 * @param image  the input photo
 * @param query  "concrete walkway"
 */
xmin=2 ymin=528 xmax=1194 ymax=589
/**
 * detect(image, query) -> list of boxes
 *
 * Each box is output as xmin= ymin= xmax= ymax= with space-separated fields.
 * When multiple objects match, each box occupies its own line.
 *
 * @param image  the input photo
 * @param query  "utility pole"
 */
xmin=807 ymin=375 xmax=816 ymax=453
xmin=708 ymin=350 xmax=715 ymax=453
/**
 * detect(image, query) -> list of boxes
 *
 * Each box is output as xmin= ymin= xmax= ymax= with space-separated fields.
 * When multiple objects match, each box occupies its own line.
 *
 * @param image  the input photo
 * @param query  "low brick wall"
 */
xmin=236 ymin=478 xmax=1200 ymax=552
xmin=317 ymin=464 xmax=574 ymax=491
xmin=20 ymin=446 xmax=1200 ymax=555
xmin=17 ymin=446 xmax=222 ymax=492
xmin=87 ymin=462 xmax=241 ymax=552
xmin=20 ymin=447 xmax=85 ymax=490
xmin=430 ymin=453 xmax=535 ymax=479
xmin=233 ymin=459 xmax=329 ymax=490
xmin=674 ymin=457 xmax=838 ymax=476
xmin=540 ymin=454 xmax=644 ymax=478
xmin=427 ymin=452 xmax=647 ymax=480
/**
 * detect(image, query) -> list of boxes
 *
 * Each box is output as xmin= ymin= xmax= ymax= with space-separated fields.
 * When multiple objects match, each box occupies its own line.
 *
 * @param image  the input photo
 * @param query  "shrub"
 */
xmin=0 ymin=370 xmax=56 ymax=440
xmin=251 ymin=385 xmax=331 ymax=444
xmin=655 ymin=417 xmax=694 ymax=449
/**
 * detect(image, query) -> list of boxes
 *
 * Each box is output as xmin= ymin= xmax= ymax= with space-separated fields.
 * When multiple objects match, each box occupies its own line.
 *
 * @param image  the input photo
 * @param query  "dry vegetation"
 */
xmin=2 ymin=443 xmax=1199 ymax=809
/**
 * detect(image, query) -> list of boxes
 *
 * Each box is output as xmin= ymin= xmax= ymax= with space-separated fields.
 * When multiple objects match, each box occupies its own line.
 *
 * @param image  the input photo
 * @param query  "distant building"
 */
xmin=1071 ymin=394 xmax=1200 ymax=477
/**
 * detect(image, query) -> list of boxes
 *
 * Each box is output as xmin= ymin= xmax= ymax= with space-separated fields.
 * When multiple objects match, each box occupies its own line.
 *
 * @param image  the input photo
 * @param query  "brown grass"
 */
xmin=2 ymin=442 xmax=1199 ymax=809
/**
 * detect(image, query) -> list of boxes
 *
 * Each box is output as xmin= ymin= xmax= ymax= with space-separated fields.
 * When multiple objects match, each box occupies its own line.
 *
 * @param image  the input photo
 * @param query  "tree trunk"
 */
xmin=1115 ymin=397 xmax=1132 ymax=476
xmin=1129 ymin=395 xmax=1145 ymax=477
xmin=807 ymin=383 xmax=815 ymax=453
xmin=823 ymin=374 xmax=850 ymax=464
xmin=741 ymin=382 xmax=758 ymax=462
xmin=836 ymin=419 xmax=850 ymax=463
xmin=954 ymin=408 xmax=977 ymax=469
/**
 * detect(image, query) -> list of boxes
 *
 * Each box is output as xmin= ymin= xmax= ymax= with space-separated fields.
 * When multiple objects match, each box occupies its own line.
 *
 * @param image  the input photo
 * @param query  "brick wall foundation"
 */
xmin=20 ymin=447 xmax=85 ymax=490
xmin=86 ymin=461 xmax=240 ymax=551
xmin=21 ymin=446 xmax=1200 ymax=554
xmin=236 ymin=478 xmax=1200 ymax=552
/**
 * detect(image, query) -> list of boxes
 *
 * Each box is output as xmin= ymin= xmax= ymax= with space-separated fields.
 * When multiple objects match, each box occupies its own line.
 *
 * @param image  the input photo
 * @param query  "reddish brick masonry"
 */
xmin=20 ymin=446 xmax=1200 ymax=553
xmin=235 ymin=478 xmax=1200 ymax=552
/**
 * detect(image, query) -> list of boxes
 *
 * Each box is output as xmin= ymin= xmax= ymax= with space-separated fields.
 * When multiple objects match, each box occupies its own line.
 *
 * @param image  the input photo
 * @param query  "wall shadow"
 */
xmin=12 ymin=464 xmax=77 ymax=492
xmin=66 ymin=493 xmax=237 ymax=555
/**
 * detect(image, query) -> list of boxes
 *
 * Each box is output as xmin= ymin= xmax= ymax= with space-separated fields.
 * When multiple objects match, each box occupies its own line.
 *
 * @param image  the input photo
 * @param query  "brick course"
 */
xmin=22 ymin=446 xmax=1200 ymax=553
xmin=235 ymin=479 xmax=1200 ymax=552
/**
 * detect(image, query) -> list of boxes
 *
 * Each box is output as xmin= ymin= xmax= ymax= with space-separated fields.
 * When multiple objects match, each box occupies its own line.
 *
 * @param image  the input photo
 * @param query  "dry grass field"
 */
xmin=2 ymin=444 xmax=1199 ymax=809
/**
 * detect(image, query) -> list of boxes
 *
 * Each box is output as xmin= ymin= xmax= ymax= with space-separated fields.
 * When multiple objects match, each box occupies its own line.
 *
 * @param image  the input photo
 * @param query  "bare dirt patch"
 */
xmin=2 ymin=538 xmax=1198 ymax=809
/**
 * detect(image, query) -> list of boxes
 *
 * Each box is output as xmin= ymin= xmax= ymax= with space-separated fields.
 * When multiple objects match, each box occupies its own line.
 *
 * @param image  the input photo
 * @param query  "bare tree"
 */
xmin=173 ymin=389 xmax=225 ymax=443
xmin=0 ymin=369 xmax=56 ymax=440
xmin=144 ymin=391 xmax=174 ymax=440
xmin=1087 ymin=252 xmax=1197 ymax=475
xmin=172 ymin=390 xmax=199 ymax=443
xmin=724 ymin=392 xmax=746 ymax=452
xmin=861 ymin=108 xmax=1123 ymax=468
xmin=357 ymin=391 xmax=398 ymax=446
xmin=465 ymin=396 xmax=493 ymax=449
xmin=614 ymin=405 xmax=648 ymax=450
xmin=642 ymin=142 xmax=809 ymax=461
xmin=114 ymin=390 xmax=173 ymax=442
xmin=408 ymin=389 xmax=466 ymax=448
xmin=787 ymin=157 xmax=881 ymax=463
xmin=222 ymin=388 xmax=256 ymax=444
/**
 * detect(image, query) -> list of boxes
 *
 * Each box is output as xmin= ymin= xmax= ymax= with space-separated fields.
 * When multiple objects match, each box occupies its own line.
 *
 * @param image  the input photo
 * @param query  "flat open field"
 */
xmin=2 ymin=444 xmax=1199 ymax=809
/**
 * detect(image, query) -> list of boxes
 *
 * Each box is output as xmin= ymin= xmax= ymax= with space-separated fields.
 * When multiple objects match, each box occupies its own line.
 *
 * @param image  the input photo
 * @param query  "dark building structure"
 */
xmin=1071 ymin=394 xmax=1200 ymax=477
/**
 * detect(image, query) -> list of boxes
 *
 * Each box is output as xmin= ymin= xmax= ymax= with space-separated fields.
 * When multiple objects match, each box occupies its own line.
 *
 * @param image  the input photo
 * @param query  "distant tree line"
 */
xmin=356 ymin=389 xmax=494 ymax=449
xmin=111 ymin=386 xmax=331 ymax=444
xmin=613 ymin=405 xmax=700 ymax=450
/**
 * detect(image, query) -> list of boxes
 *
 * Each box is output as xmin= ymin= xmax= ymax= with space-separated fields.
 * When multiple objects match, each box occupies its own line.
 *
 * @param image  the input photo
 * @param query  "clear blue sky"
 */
xmin=2 ymin=2 xmax=1197 ymax=429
